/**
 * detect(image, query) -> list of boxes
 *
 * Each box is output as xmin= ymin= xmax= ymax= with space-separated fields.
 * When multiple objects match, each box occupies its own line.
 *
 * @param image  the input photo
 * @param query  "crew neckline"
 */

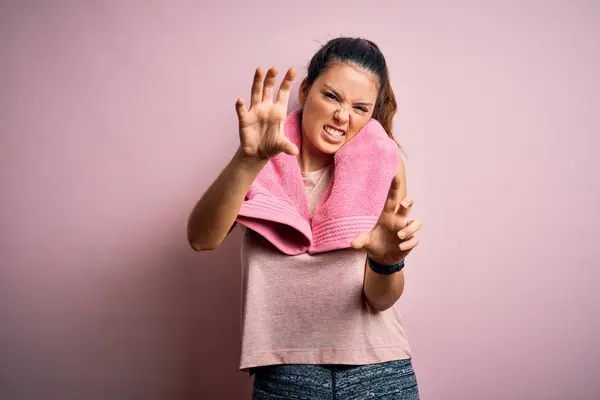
xmin=301 ymin=163 xmax=333 ymax=177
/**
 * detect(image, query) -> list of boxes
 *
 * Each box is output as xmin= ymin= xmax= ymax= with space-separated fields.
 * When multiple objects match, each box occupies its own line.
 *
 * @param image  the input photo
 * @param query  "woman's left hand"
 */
xmin=350 ymin=174 xmax=421 ymax=265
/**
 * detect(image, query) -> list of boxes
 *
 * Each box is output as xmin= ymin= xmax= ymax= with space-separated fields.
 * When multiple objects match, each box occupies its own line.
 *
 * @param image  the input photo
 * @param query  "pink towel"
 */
xmin=236 ymin=109 xmax=400 ymax=255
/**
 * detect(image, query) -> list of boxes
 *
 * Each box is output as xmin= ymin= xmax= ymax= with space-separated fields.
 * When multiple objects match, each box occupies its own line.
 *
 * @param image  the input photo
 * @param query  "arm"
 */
xmin=186 ymin=147 xmax=267 ymax=251
xmin=363 ymin=261 xmax=405 ymax=312
xmin=187 ymin=67 xmax=299 ymax=251
xmin=363 ymin=158 xmax=408 ymax=311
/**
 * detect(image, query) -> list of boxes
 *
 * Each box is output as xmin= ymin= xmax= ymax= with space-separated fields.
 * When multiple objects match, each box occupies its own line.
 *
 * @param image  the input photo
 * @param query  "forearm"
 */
xmin=187 ymin=148 xmax=267 ymax=251
xmin=363 ymin=260 xmax=405 ymax=312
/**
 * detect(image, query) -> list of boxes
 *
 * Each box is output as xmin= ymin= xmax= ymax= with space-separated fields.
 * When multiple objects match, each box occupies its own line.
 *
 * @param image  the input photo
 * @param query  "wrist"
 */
xmin=234 ymin=148 xmax=269 ymax=171
xmin=366 ymin=252 xmax=402 ymax=266
xmin=367 ymin=254 xmax=405 ymax=275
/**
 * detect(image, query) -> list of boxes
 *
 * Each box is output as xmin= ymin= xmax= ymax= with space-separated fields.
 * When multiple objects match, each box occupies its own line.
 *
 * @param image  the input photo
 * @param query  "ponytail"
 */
xmin=372 ymin=67 xmax=400 ymax=148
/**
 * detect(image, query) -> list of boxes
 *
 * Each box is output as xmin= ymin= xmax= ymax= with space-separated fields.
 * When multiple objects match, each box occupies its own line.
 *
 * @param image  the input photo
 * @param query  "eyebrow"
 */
xmin=324 ymin=84 xmax=374 ymax=106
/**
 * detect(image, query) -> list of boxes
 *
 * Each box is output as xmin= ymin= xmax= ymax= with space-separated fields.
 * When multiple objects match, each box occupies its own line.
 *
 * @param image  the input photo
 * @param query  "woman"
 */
xmin=187 ymin=37 xmax=422 ymax=399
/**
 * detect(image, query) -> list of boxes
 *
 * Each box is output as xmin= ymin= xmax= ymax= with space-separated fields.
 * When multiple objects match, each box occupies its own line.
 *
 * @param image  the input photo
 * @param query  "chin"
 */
xmin=316 ymin=139 xmax=342 ymax=155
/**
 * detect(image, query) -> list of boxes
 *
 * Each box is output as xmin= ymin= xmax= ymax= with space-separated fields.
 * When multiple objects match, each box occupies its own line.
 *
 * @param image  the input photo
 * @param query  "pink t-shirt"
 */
xmin=238 ymin=163 xmax=412 ymax=371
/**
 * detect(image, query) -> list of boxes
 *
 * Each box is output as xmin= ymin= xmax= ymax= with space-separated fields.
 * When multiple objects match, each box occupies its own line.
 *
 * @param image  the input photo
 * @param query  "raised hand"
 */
xmin=350 ymin=175 xmax=421 ymax=265
xmin=235 ymin=67 xmax=299 ymax=161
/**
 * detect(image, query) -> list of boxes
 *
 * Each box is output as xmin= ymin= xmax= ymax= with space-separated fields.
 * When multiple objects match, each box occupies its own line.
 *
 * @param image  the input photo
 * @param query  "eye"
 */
xmin=324 ymin=92 xmax=337 ymax=100
xmin=354 ymin=106 xmax=368 ymax=113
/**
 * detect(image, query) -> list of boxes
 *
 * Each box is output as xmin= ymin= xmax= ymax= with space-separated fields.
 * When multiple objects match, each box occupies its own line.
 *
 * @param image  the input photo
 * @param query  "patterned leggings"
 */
xmin=250 ymin=359 xmax=419 ymax=399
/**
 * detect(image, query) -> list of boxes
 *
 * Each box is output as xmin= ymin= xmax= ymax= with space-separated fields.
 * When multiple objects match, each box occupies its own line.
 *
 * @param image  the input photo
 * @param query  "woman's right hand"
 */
xmin=235 ymin=67 xmax=299 ymax=162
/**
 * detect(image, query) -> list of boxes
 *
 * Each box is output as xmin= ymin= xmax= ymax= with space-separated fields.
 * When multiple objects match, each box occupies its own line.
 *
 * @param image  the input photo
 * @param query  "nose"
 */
xmin=334 ymin=106 xmax=349 ymax=125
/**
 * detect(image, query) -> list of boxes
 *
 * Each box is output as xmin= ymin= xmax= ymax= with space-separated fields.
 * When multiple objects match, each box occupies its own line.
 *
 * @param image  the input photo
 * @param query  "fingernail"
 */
xmin=397 ymin=231 xmax=406 ymax=240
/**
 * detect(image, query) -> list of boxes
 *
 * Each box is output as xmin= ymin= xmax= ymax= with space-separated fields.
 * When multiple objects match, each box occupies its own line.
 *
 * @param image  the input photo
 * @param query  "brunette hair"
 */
xmin=304 ymin=37 xmax=399 ymax=146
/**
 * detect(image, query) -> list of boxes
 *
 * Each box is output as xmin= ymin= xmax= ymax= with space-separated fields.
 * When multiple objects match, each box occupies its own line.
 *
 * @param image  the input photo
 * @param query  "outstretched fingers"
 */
xmin=383 ymin=174 xmax=403 ymax=214
xmin=235 ymin=98 xmax=247 ymax=121
xmin=275 ymin=67 xmax=296 ymax=106
xmin=262 ymin=67 xmax=279 ymax=103
xmin=397 ymin=195 xmax=413 ymax=217
xmin=250 ymin=67 xmax=264 ymax=109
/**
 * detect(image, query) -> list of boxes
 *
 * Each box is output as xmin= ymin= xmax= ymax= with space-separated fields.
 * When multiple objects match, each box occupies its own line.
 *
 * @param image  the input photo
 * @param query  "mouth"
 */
xmin=324 ymin=125 xmax=346 ymax=138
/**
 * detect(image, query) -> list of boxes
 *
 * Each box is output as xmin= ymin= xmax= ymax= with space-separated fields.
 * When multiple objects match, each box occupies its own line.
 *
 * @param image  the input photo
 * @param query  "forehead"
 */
xmin=315 ymin=62 xmax=379 ymax=101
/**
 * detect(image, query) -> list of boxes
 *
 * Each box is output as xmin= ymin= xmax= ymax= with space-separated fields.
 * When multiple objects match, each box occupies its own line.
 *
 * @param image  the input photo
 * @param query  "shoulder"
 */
xmin=397 ymin=150 xmax=406 ymax=175
xmin=397 ymin=152 xmax=407 ymax=193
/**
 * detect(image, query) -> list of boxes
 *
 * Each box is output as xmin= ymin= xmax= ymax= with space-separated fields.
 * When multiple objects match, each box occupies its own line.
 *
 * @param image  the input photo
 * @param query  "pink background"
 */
xmin=1 ymin=1 xmax=599 ymax=399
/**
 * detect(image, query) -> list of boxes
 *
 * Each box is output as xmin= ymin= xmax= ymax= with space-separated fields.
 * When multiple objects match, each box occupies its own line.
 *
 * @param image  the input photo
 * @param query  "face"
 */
xmin=299 ymin=62 xmax=380 ymax=167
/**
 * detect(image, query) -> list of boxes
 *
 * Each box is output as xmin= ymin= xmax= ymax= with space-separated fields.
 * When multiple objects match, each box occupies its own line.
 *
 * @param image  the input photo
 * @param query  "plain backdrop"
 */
xmin=1 ymin=1 xmax=599 ymax=399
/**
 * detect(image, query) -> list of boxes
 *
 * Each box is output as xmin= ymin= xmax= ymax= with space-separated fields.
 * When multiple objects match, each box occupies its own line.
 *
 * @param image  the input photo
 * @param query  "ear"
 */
xmin=298 ymin=78 xmax=309 ymax=106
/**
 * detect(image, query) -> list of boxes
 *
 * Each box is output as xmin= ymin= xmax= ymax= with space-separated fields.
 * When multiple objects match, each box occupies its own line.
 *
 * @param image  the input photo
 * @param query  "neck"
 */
xmin=299 ymin=137 xmax=334 ymax=173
